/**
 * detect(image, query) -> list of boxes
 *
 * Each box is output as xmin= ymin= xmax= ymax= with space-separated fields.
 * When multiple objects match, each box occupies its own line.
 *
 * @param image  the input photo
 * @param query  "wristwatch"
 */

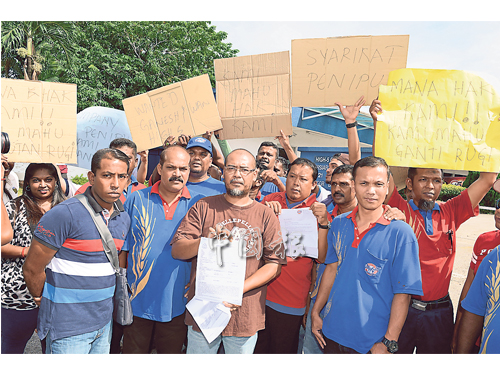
xmin=382 ymin=337 xmax=399 ymax=353
xmin=318 ymin=222 xmax=331 ymax=230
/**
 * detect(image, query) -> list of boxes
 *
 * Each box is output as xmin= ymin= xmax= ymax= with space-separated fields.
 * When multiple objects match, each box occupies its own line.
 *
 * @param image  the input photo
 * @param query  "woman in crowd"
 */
xmin=1 ymin=163 xmax=66 ymax=354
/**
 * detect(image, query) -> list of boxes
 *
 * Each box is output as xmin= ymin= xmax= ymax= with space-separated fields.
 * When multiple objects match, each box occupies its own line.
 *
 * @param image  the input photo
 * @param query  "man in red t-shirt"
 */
xmin=253 ymin=158 xmax=326 ymax=354
xmin=451 ymin=180 xmax=500 ymax=353
xmin=370 ymin=98 xmax=498 ymax=354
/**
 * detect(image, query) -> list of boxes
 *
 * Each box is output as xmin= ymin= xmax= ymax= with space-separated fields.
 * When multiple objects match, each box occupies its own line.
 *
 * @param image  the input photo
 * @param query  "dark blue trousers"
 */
xmin=397 ymin=300 xmax=454 ymax=354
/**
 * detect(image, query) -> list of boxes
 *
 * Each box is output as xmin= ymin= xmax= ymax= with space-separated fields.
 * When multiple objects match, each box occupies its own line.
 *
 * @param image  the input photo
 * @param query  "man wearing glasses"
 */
xmin=452 ymin=180 xmax=500 ymax=353
xmin=171 ymin=149 xmax=286 ymax=354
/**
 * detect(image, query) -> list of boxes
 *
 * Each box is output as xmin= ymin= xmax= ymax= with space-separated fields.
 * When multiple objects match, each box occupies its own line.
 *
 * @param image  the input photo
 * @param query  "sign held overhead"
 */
xmin=1 ymin=78 xmax=77 ymax=163
xmin=292 ymin=35 xmax=409 ymax=107
xmin=122 ymin=74 xmax=222 ymax=151
xmin=374 ymin=68 xmax=500 ymax=172
xmin=214 ymin=51 xmax=292 ymax=140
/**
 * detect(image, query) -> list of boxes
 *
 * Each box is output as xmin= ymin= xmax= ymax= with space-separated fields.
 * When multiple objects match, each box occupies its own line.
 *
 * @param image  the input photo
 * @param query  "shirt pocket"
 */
xmin=357 ymin=248 xmax=388 ymax=284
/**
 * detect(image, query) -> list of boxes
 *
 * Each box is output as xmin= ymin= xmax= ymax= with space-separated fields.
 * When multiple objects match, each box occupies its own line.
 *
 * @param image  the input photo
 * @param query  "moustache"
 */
xmin=333 ymin=192 xmax=345 ymax=198
xmin=169 ymin=176 xmax=184 ymax=183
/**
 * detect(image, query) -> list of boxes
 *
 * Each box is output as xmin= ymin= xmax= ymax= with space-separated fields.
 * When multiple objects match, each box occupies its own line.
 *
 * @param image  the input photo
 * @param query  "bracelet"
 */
xmin=346 ymin=121 xmax=357 ymax=128
xmin=21 ymin=247 xmax=27 ymax=258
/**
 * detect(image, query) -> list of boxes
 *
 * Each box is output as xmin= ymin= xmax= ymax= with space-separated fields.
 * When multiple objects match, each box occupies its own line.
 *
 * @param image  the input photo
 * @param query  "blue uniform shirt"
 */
xmin=123 ymin=183 xmax=203 ymax=322
xmin=186 ymin=176 xmax=226 ymax=198
xmin=322 ymin=206 xmax=423 ymax=353
xmin=258 ymin=176 xmax=287 ymax=201
xmin=462 ymin=246 xmax=500 ymax=354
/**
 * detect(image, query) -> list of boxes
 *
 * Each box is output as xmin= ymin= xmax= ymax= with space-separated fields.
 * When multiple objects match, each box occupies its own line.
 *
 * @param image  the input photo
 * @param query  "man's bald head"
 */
xmin=160 ymin=144 xmax=190 ymax=165
xmin=225 ymin=149 xmax=257 ymax=169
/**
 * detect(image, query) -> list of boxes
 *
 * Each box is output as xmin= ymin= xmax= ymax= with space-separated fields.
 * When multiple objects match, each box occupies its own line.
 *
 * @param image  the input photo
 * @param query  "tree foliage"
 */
xmin=462 ymin=171 xmax=500 ymax=208
xmin=55 ymin=21 xmax=239 ymax=112
xmin=1 ymin=21 xmax=76 ymax=81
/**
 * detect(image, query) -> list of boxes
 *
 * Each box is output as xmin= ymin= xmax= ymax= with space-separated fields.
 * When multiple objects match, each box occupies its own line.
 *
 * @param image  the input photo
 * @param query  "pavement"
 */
xmin=23 ymin=213 xmax=497 ymax=354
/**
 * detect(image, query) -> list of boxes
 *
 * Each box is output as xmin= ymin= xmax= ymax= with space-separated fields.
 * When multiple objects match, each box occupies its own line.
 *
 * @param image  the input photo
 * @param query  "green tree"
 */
xmin=462 ymin=171 xmax=500 ymax=207
xmin=57 ymin=21 xmax=238 ymax=112
xmin=1 ymin=21 xmax=75 ymax=81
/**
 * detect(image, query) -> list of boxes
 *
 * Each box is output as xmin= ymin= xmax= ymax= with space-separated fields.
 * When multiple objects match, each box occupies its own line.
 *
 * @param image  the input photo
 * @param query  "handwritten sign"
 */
xmin=1 ymin=78 xmax=77 ymax=163
xmin=291 ymin=35 xmax=409 ymax=107
xmin=76 ymin=106 xmax=133 ymax=170
xmin=122 ymin=74 xmax=222 ymax=152
xmin=374 ymin=69 xmax=500 ymax=172
xmin=214 ymin=51 xmax=292 ymax=140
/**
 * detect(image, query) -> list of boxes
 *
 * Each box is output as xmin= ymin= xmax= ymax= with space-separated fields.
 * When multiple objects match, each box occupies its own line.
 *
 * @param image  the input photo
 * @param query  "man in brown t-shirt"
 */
xmin=171 ymin=149 xmax=286 ymax=354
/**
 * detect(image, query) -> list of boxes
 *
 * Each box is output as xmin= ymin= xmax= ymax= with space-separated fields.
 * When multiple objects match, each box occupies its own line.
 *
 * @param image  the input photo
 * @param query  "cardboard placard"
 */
xmin=291 ymin=35 xmax=409 ymax=107
xmin=214 ymin=51 xmax=292 ymax=140
xmin=77 ymin=106 xmax=133 ymax=170
xmin=1 ymin=78 xmax=77 ymax=163
xmin=374 ymin=69 xmax=500 ymax=172
xmin=122 ymin=74 xmax=222 ymax=151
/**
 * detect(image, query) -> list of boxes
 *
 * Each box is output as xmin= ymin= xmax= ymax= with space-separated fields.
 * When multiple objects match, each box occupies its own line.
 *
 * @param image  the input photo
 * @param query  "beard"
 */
xmin=227 ymin=188 xmax=246 ymax=197
xmin=417 ymin=198 xmax=435 ymax=211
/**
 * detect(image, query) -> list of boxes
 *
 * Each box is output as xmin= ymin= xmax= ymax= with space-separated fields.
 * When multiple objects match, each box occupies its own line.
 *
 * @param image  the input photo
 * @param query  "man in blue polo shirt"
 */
xmin=121 ymin=145 xmax=203 ymax=354
xmin=23 ymin=148 xmax=131 ymax=354
xmin=311 ymin=156 xmax=423 ymax=354
xmin=185 ymin=137 xmax=226 ymax=197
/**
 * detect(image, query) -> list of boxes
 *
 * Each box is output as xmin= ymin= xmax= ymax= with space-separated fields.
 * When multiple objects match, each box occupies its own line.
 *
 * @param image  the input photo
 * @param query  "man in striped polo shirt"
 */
xmin=23 ymin=148 xmax=131 ymax=354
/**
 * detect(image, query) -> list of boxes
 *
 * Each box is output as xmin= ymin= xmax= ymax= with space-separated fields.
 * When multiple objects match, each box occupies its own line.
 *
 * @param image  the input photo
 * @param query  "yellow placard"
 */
xmin=374 ymin=69 xmax=500 ymax=172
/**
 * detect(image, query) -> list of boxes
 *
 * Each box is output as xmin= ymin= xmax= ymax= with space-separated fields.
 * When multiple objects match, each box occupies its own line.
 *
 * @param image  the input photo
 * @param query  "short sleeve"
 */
xmin=442 ymin=190 xmax=478 ymax=230
xmin=260 ymin=209 xmax=286 ymax=264
xmin=171 ymin=200 xmax=204 ymax=244
xmin=33 ymin=203 xmax=72 ymax=251
xmin=461 ymin=248 xmax=499 ymax=317
xmin=390 ymin=225 xmax=423 ymax=295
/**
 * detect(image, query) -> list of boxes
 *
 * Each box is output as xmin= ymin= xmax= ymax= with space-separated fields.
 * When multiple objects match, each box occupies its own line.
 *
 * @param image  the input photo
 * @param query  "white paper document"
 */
xmin=189 ymin=237 xmax=247 ymax=343
xmin=186 ymin=298 xmax=232 ymax=344
xmin=278 ymin=208 xmax=318 ymax=259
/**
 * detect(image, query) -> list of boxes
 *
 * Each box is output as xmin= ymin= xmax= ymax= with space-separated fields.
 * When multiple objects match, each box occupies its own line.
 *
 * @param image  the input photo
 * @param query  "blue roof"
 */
xmin=292 ymin=107 xmax=374 ymax=146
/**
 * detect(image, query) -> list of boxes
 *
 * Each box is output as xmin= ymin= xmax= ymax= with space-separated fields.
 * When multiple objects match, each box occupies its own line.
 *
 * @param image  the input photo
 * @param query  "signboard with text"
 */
xmin=1 ymin=78 xmax=77 ymax=163
xmin=214 ymin=51 xmax=292 ymax=140
xmin=291 ymin=35 xmax=409 ymax=107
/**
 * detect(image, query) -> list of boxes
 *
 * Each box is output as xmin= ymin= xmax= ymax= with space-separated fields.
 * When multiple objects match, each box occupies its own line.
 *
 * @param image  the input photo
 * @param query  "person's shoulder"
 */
xmin=133 ymin=182 xmax=148 ymax=191
xmin=262 ymin=191 xmax=285 ymax=203
xmin=387 ymin=218 xmax=417 ymax=239
xmin=206 ymin=176 xmax=225 ymax=186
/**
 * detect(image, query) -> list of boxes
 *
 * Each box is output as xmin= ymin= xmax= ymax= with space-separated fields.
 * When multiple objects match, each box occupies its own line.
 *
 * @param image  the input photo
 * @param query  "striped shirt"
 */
xmin=33 ymin=187 xmax=130 ymax=341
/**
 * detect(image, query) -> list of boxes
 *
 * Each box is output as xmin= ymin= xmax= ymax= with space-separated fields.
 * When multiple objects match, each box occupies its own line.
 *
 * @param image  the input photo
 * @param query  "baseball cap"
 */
xmin=186 ymin=137 xmax=213 ymax=157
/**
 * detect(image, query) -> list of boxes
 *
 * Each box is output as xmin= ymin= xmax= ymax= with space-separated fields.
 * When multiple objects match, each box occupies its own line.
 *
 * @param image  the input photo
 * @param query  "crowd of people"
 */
xmin=1 ymin=97 xmax=499 ymax=354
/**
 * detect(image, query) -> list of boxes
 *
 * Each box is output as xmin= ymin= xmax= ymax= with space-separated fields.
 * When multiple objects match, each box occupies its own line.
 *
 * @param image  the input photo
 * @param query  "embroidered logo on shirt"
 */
xmin=36 ymin=223 xmax=55 ymax=238
xmin=365 ymin=263 xmax=380 ymax=276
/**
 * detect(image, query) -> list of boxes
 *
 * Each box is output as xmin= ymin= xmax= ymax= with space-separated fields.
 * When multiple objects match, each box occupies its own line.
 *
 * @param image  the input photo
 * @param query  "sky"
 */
xmin=211 ymin=21 xmax=500 ymax=93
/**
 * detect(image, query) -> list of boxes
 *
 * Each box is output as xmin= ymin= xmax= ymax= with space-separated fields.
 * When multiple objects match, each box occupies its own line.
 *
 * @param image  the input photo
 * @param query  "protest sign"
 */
xmin=374 ymin=69 xmax=500 ymax=172
xmin=76 ymin=106 xmax=132 ymax=170
xmin=291 ymin=35 xmax=409 ymax=107
xmin=1 ymin=78 xmax=77 ymax=163
xmin=122 ymin=74 xmax=222 ymax=151
xmin=214 ymin=51 xmax=292 ymax=140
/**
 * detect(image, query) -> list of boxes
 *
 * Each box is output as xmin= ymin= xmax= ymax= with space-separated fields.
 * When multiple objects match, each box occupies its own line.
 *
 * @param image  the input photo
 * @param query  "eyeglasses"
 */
xmin=225 ymin=166 xmax=256 ymax=176
xmin=330 ymin=181 xmax=350 ymax=189
xmin=496 ymin=198 xmax=500 ymax=210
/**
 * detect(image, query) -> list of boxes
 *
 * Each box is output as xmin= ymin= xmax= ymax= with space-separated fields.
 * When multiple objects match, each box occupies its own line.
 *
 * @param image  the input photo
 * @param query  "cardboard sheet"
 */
xmin=291 ymin=35 xmax=409 ymax=107
xmin=374 ymin=69 xmax=500 ymax=172
xmin=214 ymin=51 xmax=292 ymax=140
xmin=122 ymin=74 xmax=222 ymax=151
xmin=1 ymin=78 xmax=77 ymax=163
